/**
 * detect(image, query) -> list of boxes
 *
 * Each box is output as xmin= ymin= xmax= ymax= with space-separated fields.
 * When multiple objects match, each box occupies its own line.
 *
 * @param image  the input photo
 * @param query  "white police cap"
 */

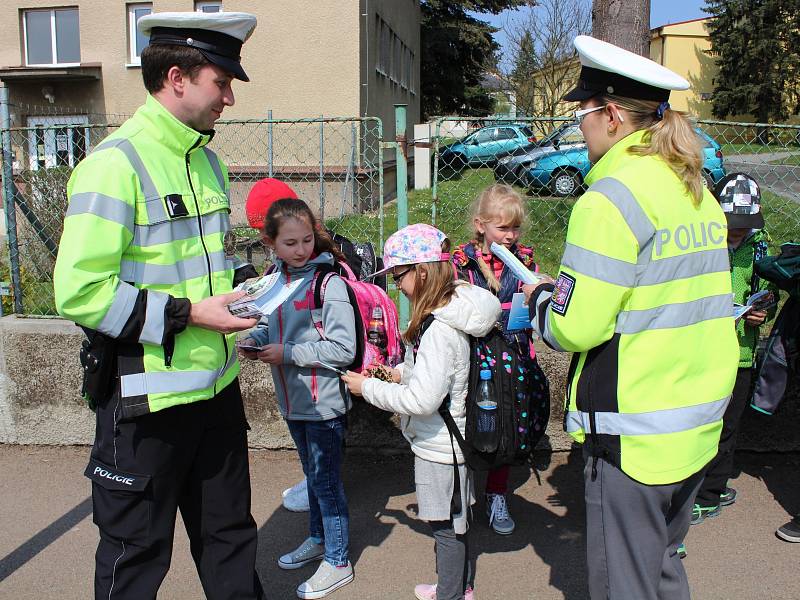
xmin=138 ymin=12 xmax=257 ymax=81
xmin=564 ymin=35 xmax=689 ymax=103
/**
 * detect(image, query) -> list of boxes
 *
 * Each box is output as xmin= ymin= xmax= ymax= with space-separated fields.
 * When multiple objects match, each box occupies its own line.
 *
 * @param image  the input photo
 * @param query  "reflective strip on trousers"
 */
xmin=66 ymin=192 xmax=135 ymax=233
xmin=120 ymin=250 xmax=231 ymax=285
xmin=97 ymin=282 xmax=140 ymax=338
xmin=138 ymin=290 xmax=170 ymax=345
xmin=565 ymin=396 xmax=730 ymax=436
xmin=615 ymin=293 xmax=733 ymax=335
xmin=120 ymin=349 xmax=238 ymax=398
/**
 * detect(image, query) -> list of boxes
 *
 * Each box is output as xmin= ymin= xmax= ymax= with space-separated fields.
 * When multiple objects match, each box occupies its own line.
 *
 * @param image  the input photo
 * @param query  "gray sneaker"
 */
xmin=296 ymin=560 xmax=354 ymax=599
xmin=278 ymin=538 xmax=325 ymax=570
xmin=486 ymin=493 xmax=515 ymax=535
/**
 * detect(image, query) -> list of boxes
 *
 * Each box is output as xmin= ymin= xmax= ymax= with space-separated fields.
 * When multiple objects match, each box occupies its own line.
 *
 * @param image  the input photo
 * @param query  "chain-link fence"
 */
xmin=430 ymin=116 xmax=800 ymax=275
xmin=0 ymin=106 xmax=384 ymax=315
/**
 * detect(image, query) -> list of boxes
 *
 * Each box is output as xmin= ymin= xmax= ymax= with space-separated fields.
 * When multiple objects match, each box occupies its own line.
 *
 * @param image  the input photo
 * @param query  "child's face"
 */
xmin=476 ymin=217 xmax=521 ymax=250
xmin=265 ymin=217 xmax=315 ymax=268
xmin=391 ymin=265 xmax=417 ymax=299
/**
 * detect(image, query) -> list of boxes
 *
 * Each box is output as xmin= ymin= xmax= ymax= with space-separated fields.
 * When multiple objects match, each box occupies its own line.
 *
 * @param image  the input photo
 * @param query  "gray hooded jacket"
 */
xmin=266 ymin=253 xmax=356 ymax=420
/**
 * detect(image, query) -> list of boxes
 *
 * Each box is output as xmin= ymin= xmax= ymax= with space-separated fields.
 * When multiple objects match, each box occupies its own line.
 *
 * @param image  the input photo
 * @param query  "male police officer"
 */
xmin=53 ymin=12 xmax=265 ymax=599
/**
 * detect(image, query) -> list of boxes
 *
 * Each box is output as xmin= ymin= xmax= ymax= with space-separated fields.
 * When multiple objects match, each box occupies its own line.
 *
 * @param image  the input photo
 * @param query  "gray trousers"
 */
xmin=584 ymin=452 xmax=704 ymax=600
xmin=430 ymin=520 xmax=474 ymax=600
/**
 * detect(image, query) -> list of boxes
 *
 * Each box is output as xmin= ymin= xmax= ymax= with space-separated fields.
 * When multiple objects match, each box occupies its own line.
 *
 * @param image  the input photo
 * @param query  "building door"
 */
xmin=27 ymin=115 xmax=89 ymax=169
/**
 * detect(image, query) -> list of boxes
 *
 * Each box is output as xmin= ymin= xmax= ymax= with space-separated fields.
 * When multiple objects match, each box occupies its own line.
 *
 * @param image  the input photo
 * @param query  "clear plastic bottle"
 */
xmin=366 ymin=306 xmax=387 ymax=359
xmin=474 ymin=369 xmax=499 ymax=452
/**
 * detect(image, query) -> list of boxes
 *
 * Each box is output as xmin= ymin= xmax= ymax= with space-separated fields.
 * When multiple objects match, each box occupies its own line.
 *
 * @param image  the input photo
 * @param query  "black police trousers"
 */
xmin=85 ymin=379 xmax=264 ymax=600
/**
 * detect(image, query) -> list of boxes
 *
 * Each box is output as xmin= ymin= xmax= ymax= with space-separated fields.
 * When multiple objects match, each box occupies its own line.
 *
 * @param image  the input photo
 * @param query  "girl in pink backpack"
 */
xmin=343 ymin=224 xmax=501 ymax=600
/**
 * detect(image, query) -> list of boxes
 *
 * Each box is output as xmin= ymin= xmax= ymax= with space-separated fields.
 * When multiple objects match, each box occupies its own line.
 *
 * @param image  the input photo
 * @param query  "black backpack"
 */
xmin=328 ymin=231 xmax=386 ymax=291
xmin=415 ymin=316 xmax=550 ymax=472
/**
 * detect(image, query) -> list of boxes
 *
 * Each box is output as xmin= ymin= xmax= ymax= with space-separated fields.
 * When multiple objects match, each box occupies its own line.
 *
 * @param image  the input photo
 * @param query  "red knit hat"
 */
xmin=245 ymin=178 xmax=299 ymax=230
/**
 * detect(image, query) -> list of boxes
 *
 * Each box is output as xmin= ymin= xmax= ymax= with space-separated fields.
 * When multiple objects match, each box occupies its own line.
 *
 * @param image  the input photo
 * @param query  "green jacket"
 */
xmin=530 ymin=130 xmax=738 ymax=485
xmin=54 ymin=95 xmax=239 ymax=419
xmin=730 ymin=229 xmax=777 ymax=368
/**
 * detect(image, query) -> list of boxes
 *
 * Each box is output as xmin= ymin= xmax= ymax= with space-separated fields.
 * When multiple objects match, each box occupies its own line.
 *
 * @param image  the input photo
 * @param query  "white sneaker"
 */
xmin=283 ymin=478 xmax=310 ymax=512
xmin=486 ymin=493 xmax=515 ymax=535
xmin=296 ymin=560 xmax=354 ymax=599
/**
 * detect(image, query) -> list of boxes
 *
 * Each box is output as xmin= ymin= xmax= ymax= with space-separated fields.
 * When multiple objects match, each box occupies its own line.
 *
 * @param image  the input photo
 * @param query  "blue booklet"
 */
xmin=506 ymin=292 xmax=532 ymax=331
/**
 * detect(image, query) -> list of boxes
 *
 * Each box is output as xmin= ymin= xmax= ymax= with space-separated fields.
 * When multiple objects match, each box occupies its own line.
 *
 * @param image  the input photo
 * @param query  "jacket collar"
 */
xmin=136 ymin=95 xmax=214 ymax=155
xmin=585 ymin=129 xmax=648 ymax=186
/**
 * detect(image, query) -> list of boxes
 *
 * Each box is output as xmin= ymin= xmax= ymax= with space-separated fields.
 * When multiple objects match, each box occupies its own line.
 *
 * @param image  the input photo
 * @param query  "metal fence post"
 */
xmin=394 ymin=104 xmax=408 ymax=325
xmin=267 ymin=109 xmax=274 ymax=178
xmin=319 ymin=115 xmax=325 ymax=222
xmin=1 ymin=86 xmax=22 ymax=314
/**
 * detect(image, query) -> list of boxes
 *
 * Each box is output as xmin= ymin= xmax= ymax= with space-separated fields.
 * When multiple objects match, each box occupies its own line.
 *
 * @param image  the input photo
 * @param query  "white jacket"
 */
xmin=362 ymin=283 xmax=501 ymax=464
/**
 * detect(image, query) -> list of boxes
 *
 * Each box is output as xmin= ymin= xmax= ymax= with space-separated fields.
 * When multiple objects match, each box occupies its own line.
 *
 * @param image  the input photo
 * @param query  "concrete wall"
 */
xmin=2 ymin=315 xmax=798 ymax=455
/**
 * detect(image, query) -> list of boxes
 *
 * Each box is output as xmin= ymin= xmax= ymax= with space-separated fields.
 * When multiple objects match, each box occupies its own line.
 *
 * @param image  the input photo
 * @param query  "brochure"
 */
xmin=732 ymin=290 xmax=777 ymax=323
xmin=490 ymin=242 xmax=545 ymax=286
xmin=506 ymin=292 xmax=532 ymax=331
xmin=228 ymin=272 xmax=303 ymax=318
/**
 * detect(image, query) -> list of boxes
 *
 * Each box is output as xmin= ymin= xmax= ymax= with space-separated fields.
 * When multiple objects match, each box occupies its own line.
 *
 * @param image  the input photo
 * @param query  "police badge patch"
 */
xmin=551 ymin=272 xmax=576 ymax=315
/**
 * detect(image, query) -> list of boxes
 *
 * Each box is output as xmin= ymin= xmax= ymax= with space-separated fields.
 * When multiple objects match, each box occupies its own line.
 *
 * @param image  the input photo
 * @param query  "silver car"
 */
xmin=493 ymin=123 xmax=586 ymax=186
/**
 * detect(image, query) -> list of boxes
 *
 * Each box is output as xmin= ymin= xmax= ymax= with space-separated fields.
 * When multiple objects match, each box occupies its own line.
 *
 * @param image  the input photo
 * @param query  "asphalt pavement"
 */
xmin=0 ymin=445 xmax=798 ymax=599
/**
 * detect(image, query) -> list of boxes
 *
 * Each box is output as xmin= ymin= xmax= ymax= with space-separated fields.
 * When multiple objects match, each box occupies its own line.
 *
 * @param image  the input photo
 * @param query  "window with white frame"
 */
xmin=24 ymin=8 xmax=80 ymax=66
xmin=127 ymin=3 xmax=152 ymax=65
xmin=195 ymin=1 xmax=222 ymax=12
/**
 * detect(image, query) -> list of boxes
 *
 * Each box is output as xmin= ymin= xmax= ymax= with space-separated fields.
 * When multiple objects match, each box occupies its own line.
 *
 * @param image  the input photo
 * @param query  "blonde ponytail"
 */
xmin=603 ymin=95 xmax=705 ymax=205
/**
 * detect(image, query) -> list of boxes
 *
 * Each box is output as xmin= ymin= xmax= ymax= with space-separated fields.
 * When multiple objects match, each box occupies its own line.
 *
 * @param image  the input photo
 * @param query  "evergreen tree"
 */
xmin=510 ymin=31 xmax=539 ymax=116
xmin=421 ymin=0 xmax=529 ymax=119
xmin=704 ymin=0 xmax=800 ymax=123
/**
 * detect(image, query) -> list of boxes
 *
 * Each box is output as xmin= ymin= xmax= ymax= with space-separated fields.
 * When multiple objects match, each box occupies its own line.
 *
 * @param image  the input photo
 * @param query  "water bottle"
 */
xmin=474 ymin=369 xmax=499 ymax=453
xmin=366 ymin=306 xmax=387 ymax=360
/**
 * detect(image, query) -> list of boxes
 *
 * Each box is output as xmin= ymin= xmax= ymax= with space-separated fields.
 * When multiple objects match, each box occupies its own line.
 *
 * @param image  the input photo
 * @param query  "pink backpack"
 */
xmin=309 ymin=261 xmax=404 ymax=372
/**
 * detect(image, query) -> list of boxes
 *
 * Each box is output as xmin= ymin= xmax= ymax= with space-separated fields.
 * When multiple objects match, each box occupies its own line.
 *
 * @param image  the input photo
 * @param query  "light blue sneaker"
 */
xmin=278 ymin=537 xmax=324 ymax=570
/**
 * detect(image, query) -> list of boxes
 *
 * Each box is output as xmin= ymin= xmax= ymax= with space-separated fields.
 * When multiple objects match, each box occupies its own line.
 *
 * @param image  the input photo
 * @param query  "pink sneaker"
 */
xmin=414 ymin=583 xmax=474 ymax=600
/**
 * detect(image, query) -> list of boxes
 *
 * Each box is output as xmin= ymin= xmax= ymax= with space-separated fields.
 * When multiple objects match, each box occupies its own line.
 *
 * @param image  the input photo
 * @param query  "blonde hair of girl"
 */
xmin=602 ymin=94 xmax=705 ymax=205
xmin=468 ymin=183 xmax=525 ymax=291
xmin=403 ymin=238 xmax=460 ymax=344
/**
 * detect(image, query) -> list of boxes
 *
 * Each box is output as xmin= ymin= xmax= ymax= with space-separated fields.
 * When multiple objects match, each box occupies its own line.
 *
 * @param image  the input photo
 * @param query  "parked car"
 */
xmin=438 ymin=123 xmax=538 ymax=170
xmin=519 ymin=126 xmax=727 ymax=197
xmin=494 ymin=122 xmax=584 ymax=185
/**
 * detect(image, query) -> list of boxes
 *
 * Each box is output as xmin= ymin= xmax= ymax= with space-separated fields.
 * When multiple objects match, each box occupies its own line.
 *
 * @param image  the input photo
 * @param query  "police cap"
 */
xmin=138 ymin=12 xmax=257 ymax=82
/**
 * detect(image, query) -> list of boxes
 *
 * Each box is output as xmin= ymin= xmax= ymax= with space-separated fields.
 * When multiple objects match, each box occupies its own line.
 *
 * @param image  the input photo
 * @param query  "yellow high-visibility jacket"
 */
xmin=530 ymin=130 xmax=738 ymax=485
xmin=54 ymin=95 xmax=240 ymax=418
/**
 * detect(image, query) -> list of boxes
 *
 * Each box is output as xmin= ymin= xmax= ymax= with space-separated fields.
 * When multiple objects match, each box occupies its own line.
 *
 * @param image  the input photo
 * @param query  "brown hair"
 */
xmin=468 ymin=184 xmax=526 ymax=291
xmin=140 ymin=44 xmax=210 ymax=94
xmin=602 ymin=94 xmax=705 ymax=205
xmin=263 ymin=198 xmax=347 ymax=264
xmin=403 ymin=239 xmax=460 ymax=344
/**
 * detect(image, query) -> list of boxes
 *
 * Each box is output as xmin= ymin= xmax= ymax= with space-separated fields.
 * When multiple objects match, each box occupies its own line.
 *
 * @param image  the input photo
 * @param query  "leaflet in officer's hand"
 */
xmin=490 ymin=242 xmax=545 ymax=286
xmin=228 ymin=272 xmax=303 ymax=318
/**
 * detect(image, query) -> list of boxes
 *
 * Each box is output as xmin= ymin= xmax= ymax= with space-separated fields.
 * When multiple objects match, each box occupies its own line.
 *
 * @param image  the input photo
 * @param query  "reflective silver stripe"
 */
xmin=97 ymin=282 xmax=140 ymax=338
xmin=139 ymin=290 xmax=169 ymax=345
xmin=542 ymin=310 xmax=566 ymax=352
xmin=615 ymin=293 xmax=732 ymax=335
xmin=638 ymin=248 xmax=730 ymax=286
xmin=66 ymin=192 xmax=134 ymax=232
xmin=203 ymin=147 xmax=226 ymax=191
xmin=589 ymin=178 xmax=655 ymax=250
xmin=530 ymin=290 xmax=567 ymax=352
xmin=132 ymin=211 xmax=229 ymax=247
xmin=120 ymin=250 xmax=230 ymax=285
xmin=565 ymin=396 xmax=729 ymax=436
xmin=119 ymin=349 xmax=237 ymax=398
xmin=561 ymin=242 xmax=637 ymax=287
xmin=95 ymin=138 xmax=167 ymax=223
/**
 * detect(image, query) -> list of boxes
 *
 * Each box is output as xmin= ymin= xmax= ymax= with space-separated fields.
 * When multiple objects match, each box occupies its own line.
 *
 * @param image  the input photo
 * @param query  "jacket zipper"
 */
xmin=277 ymin=270 xmax=291 ymax=413
xmin=185 ymin=136 xmax=229 ymax=382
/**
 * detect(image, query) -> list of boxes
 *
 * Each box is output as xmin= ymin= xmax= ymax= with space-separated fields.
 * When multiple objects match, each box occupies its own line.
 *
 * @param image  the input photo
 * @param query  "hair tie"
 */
xmin=656 ymin=101 xmax=670 ymax=120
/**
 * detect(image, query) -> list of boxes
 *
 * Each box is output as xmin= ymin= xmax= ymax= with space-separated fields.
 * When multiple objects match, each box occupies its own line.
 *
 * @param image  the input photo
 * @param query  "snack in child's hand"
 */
xmin=364 ymin=364 xmax=394 ymax=382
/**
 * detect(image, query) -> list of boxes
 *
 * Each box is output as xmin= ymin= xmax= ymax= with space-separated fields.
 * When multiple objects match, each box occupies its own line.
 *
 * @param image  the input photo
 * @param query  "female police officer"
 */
xmin=524 ymin=36 xmax=738 ymax=599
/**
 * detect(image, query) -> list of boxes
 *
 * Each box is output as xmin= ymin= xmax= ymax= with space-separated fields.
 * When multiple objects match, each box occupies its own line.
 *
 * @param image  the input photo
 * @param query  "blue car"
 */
xmin=439 ymin=123 xmax=538 ymax=170
xmin=522 ymin=126 xmax=727 ymax=197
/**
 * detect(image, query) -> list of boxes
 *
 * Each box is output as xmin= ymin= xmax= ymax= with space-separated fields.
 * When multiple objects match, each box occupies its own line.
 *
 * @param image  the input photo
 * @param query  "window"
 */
xmin=473 ymin=129 xmax=495 ymax=144
xmin=24 ymin=8 xmax=80 ymax=66
xmin=128 ymin=3 xmax=152 ymax=65
xmin=27 ymin=115 xmax=89 ymax=170
xmin=195 ymin=1 xmax=222 ymax=12
xmin=496 ymin=128 xmax=517 ymax=140
xmin=377 ymin=18 xmax=390 ymax=76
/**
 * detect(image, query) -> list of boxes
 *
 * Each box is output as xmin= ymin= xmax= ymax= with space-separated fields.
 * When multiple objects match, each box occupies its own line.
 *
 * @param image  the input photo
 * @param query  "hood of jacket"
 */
xmin=432 ymin=283 xmax=500 ymax=338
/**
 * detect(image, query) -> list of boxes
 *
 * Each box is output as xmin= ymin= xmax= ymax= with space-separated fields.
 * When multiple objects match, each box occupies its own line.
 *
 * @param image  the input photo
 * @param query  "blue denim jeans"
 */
xmin=286 ymin=416 xmax=349 ymax=566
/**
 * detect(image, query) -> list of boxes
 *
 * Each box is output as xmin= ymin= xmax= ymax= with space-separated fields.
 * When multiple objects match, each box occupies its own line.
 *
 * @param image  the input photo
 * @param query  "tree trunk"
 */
xmin=592 ymin=0 xmax=650 ymax=57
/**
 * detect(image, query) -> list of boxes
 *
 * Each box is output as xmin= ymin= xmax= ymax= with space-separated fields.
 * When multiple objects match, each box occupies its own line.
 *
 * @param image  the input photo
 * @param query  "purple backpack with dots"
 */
xmin=416 ymin=316 xmax=550 ymax=472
